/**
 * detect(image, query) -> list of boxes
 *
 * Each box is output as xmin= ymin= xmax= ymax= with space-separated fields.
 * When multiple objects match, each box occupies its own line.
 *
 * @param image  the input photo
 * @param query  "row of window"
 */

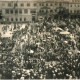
xmin=70 ymin=4 xmax=80 ymax=7
xmin=70 ymin=10 xmax=80 ymax=13
xmin=2 ymin=3 xmax=53 ymax=7
xmin=39 ymin=3 xmax=53 ymax=6
xmin=6 ymin=17 xmax=28 ymax=22
xmin=2 ymin=2 xmax=80 ymax=7
xmin=5 ymin=9 xmax=36 ymax=14
xmin=39 ymin=9 xmax=53 ymax=13
xmin=5 ymin=9 xmax=28 ymax=14
xmin=7 ymin=3 xmax=33 ymax=7
xmin=72 ymin=0 xmax=80 ymax=3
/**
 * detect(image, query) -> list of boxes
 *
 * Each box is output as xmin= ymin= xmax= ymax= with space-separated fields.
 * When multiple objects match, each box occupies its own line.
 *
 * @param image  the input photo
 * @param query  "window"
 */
xmin=16 ymin=18 xmax=18 ymax=21
xmin=2 ymin=3 xmax=5 ymax=6
xmin=30 ymin=9 xmax=36 ymax=14
xmin=15 ymin=9 xmax=18 ymax=14
xmin=20 ymin=18 xmax=22 ymax=21
xmin=0 ymin=12 xmax=2 ymax=18
xmin=39 ymin=10 xmax=41 ymax=13
xmin=21 ymin=3 xmax=24 ymax=7
xmin=46 ymin=3 xmax=48 ymax=6
xmin=77 ymin=10 xmax=79 ymax=13
xmin=74 ymin=10 xmax=76 ymax=13
xmin=27 ymin=3 xmax=30 ymax=6
xmin=59 ymin=3 xmax=62 ymax=6
xmin=55 ymin=9 xmax=57 ymax=12
xmin=41 ymin=10 xmax=44 ymax=13
xmin=11 ymin=18 xmax=13 ymax=21
xmin=8 ymin=3 xmax=12 ymax=7
xmin=5 ymin=9 xmax=9 ymax=14
xmin=70 ymin=10 xmax=72 ymax=13
xmin=39 ymin=3 xmax=41 ymax=6
xmin=78 ymin=5 xmax=79 ymax=7
xmin=6 ymin=18 xmax=9 ymax=21
xmin=70 ymin=5 xmax=72 ymax=7
xmin=19 ymin=9 xmax=22 ymax=14
xmin=46 ymin=10 xmax=48 ymax=13
xmin=24 ymin=18 xmax=26 ymax=21
xmin=34 ymin=3 xmax=37 ymax=6
xmin=10 ymin=10 xmax=13 ymax=14
xmin=42 ymin=3 xmax=44 ymax=6
xmin=50 ymin=10 xmax=53 ymax=12
xmin=55 ymin=3 xmax=57 ymax=5
xmin=24 ymin=9 xmax=28 ymax=14
xmin=50 ymin=3 xmax=53 ymax=6
xmin=14 ymin=3 xmax=18 ymax=7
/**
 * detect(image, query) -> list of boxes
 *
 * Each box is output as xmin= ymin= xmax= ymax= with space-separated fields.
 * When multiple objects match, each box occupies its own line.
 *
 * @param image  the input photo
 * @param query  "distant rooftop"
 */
xmin=0 ymin=0 xmax=73 ymax=2
xmin=0 ymin=0 xmax=70 ymax=1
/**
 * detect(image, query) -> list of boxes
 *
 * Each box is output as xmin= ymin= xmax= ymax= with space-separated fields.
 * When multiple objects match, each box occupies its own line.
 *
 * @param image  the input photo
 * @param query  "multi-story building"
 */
xmin=0 ymin=0 xmax=38 ymax=23
xmin=0 ymin=0 xmax=54 ymax=23
xmin=0 ymin=0 xmax=55 ymax=23
xmin=0 ymin=0 xmax=80 ymax=23
xmin=37 ymin=0 xmax=54 ymax=18
xmin=54 ymin=0 xmax=69 ymax=13
xmin=69 ymin=0 xmax=80 ymax=18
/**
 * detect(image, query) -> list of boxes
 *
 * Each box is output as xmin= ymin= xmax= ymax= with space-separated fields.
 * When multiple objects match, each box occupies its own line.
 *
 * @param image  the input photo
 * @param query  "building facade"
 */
xmin=69 ymin=0 xmax=80 ymax=18
xmin=0 ymin=0 xmax=38 ymax=23
xmin=0 ymin=0 xmax=80 ymax=23
xmin=0 ymin=0 xmax=54 ymax=23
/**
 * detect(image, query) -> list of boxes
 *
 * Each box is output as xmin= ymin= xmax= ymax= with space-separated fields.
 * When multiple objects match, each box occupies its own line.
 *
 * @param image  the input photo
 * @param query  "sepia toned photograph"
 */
xmin=0 ymin=0 xmax=80 ymax=79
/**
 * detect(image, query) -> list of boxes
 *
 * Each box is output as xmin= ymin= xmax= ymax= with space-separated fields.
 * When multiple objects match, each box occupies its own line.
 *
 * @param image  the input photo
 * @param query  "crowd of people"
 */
xmin=0 ymin=18 xmax=80 ymax=79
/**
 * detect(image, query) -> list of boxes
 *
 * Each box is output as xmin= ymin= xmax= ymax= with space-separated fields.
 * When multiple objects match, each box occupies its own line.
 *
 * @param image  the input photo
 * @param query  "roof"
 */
xmin=0 ymin=0 xmax=69 ymax=2
xmin=0 ymin=0 xmax=53 ymax=1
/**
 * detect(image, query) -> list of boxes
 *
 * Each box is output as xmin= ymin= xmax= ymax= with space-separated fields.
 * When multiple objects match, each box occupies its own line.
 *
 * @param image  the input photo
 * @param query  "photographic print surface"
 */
xmin=0 ymin=0 xmax=80 ymax=79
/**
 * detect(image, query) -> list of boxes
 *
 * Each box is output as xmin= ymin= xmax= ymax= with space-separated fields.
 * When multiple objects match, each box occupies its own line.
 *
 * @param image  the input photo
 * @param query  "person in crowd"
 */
xmin=0 ymin=18 xmax=80 ymax=79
